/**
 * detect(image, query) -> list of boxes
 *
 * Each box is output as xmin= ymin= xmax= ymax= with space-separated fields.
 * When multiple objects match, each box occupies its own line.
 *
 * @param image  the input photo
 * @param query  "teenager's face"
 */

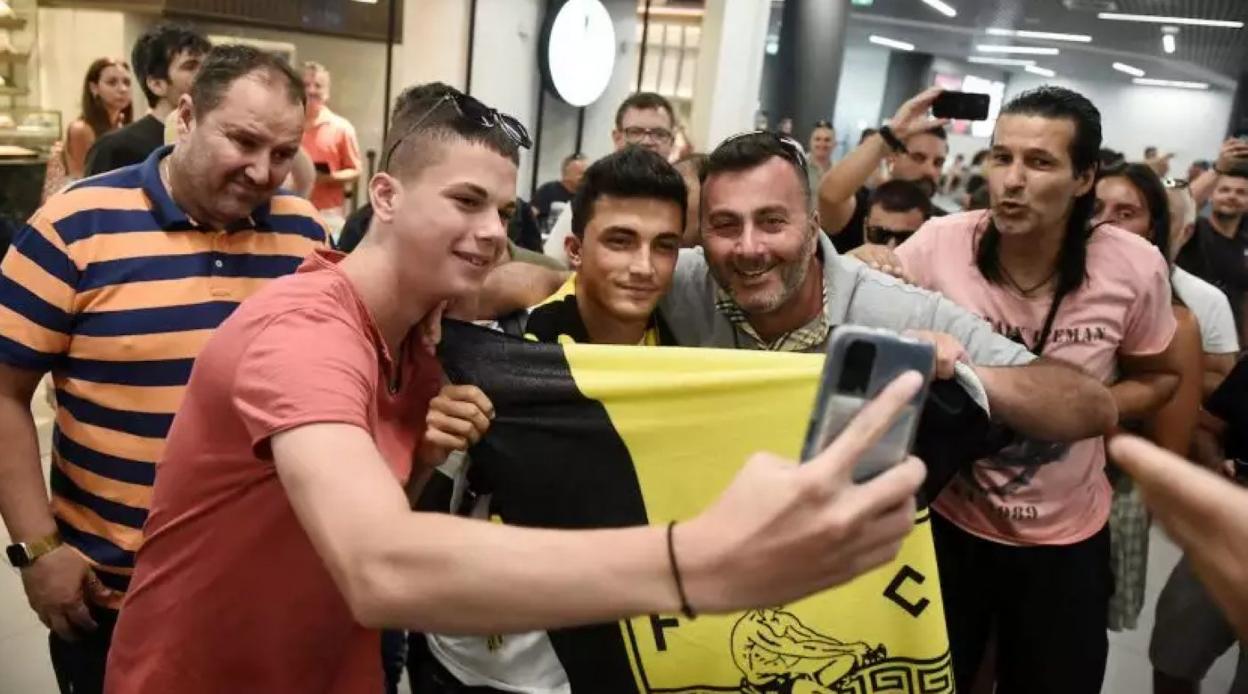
xmin=987 ymin=114 xmax=1094 ymax=239
xmin=93 ymin=64 xmax=133 ymax=114
xmin=566 ymin=195 xmax=682 ymax=326
xmin=152 ymin=49 xmax=203 ymax=106
xmin=375 ymin=139 xmax=517 ymax=300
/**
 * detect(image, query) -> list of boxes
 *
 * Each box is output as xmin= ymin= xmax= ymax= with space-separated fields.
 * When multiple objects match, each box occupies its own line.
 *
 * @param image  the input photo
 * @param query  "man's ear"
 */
xmin=147 ymin=75 xmax=169 ymax=101
xmin=368 ymin=173 xmax=401 ymax=224
xmin=1074 ymin=165 xmax=1096 ymax=197
xmin=173 ymin=94 xmax=195 ymax=143
xmin=564 ymin=234 xmax=583 ymax=270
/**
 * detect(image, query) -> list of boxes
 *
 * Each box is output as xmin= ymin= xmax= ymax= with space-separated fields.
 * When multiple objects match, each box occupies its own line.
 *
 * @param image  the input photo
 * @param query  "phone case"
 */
xmin=801 ymin=326 xmax=936 ymax=482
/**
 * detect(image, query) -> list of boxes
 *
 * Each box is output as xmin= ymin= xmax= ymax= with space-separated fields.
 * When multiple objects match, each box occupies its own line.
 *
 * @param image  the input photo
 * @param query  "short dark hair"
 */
xmin=971 ymin=148 xmax=990 ymax=166
xmin=1098 ymin=163 xmax=1172 ymax=261
xmin=570 ymin=146 xmax=687 ymax=239
xmin=701 ymin=132 xmax=811 ymax=206
xmin=382 ymin=82 xmax=522 ymax=180
xmin=1099 ymin=148 xmax=1125 ymax=170
xmin=614 ymin=92 xmax=675 ymax=129
xmin=561 ymin=152 xmax=586 ymax=171
xmin=132 ymin=23 xmax=211 ymax=108
xmin=912 ymin=125 xmax=948 ymax=142
xmin=977 ymin=86 xmax=1103 ymax=298
xmin=1221 ymin=163 xmax=1248 ymax=181
xmin=869 ymin=179 xmax=931 ymax=218
xmin=190 ymin=45 xmax=305 ymax=119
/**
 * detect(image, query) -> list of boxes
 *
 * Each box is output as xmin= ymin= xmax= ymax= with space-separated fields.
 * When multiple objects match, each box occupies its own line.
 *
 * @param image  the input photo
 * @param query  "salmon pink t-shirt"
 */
xmin=104 ymin=250 xmax=442 ymax=694
xmin=895 ymin=211 xmax=1176 ymax=546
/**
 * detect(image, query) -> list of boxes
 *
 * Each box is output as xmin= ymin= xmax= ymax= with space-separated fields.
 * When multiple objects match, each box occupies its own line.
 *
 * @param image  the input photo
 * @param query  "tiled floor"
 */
xmin=0 ymin=384 xmax=1239 ymax=692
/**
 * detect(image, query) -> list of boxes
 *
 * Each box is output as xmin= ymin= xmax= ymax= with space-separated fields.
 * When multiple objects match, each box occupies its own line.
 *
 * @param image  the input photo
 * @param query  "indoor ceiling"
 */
xmin=844 ymin=0 xmax=1248 ymax=89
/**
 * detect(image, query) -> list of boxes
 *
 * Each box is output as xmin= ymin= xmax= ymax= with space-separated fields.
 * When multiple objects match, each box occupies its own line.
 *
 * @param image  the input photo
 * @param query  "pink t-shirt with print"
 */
xmin=895 ymin=211 xmax=1176 ymax=546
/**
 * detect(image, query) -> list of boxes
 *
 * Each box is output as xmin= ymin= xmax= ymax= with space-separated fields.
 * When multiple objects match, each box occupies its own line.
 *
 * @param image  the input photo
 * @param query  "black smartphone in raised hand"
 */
xmin=932 ymin=91 xmax=991 ymax=121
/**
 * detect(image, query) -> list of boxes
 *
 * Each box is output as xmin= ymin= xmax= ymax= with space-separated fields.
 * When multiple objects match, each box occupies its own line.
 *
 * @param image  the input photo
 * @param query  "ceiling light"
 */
xmin=1097 ymin=12 xmax=1243 ymax=29
xmin=1133 ymin=77 xmax=1209 ymax=90
xmin=976 ymin=45 xmax=1060 ymax=55
xmin=1162 ymin=33 xmax=1176 ymax=54
xmin=1025 ymin=65 xmax=1056 ymax=77
xmin=870 ymin=35 xmax=915 ymax=51
xmin=920 ymin=0 xmax=957 ymax=18
xmin=1112 ymin=62 xmax=1145 ymax=77
xmin=986 ymin=28 xmax=1092 ymax=42
xmin=967 ymin=57 xmax=1036 ymax=66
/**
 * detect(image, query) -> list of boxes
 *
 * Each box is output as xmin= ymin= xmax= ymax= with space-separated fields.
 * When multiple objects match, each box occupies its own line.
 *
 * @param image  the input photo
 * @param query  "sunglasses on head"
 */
xmin=721 ymin=130 xmax=809 ymax=171
xmin=864 ymin=225 xmax=917 ymax=246
xmin=1162 ymin=177 xmax=1190 ymax=190
xmin=813 ymin=120 xmax=833 ymax=129
xmin=382 ymin=91 xmax=532 ymax=172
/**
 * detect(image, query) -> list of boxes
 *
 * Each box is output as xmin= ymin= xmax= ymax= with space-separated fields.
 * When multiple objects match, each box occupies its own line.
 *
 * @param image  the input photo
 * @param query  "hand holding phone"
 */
xmin=801 ymin=327 xmax=936 ymax=482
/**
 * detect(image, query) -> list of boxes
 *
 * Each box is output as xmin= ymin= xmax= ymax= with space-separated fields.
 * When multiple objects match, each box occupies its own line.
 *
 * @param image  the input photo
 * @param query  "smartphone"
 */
xmin=932 ymin=91 xmax=991 ymax=121
xmin=314 ymin=161 xmax=332 ymax=175
xmin=801 ymin=326 xmax=935 ymax=482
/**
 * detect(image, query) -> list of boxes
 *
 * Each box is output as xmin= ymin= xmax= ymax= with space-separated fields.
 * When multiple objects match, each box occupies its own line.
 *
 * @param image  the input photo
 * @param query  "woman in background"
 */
xmin=43 ymin=57 xmax=133 ymax=199
xmin=1093 ymin=162 xmax=1204 ymax=633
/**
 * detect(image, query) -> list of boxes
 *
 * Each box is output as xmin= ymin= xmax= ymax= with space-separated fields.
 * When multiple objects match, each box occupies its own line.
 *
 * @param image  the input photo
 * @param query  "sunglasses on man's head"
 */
xmin=865 ymin=225 xmax=917 ymax=247
xmin=1162 ymin=177 xmax=1190 ymax=190
xmin=721 ymin=130 xmax=809 ymax=171
xmin=382 ymin=91 xmax=531 ymax=172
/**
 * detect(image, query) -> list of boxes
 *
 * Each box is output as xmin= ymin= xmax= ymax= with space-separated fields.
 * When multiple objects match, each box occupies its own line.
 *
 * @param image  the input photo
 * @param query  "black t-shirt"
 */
xmin=831 ymin=187 xmax=872 ymax=253
xmin=1207 ymin=356 xmax=1248 ymax=461
xmin=84 ymin=114 xmax=166 ymax=176
xmin=1176 ymin=216 xmax=1248 ymax=331
xmin=532 ymin=181 xmax=574 ymax=228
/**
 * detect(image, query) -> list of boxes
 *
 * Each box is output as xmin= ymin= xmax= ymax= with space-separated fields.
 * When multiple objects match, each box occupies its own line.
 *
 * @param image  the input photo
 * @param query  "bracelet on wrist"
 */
xmin=666 ymin=521 xmax=696 ymax=620
xmin=878 ymin=125 xmax=908 ymax=154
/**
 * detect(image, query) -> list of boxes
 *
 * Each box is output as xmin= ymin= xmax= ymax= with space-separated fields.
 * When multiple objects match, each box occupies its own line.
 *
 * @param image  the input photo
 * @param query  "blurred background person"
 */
xmin=1177 ymin=163 xmax=1248 ymax=347
xmin=43 ymin=58 xmax=134 ymax=199
xmin=1163 ymin=182 xmax=1239 ymax=397
xmin=85 ymin=23 xmax=209 ymax=176
xmin=1093 ymin=162 xmax=1203 ymax=632
xmin=806 ymin=119 xmax=835 ymax=193
xmin=532 ymin=153 xmax=587 ymax=236
xmin=301 ymin=61 xmax=362 ymax=241
xmin=860 ymin=179 xmax=930 ymax=253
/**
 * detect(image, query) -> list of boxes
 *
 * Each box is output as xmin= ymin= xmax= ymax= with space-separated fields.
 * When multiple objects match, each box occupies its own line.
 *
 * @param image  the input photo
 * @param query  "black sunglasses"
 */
xmin=865 ymin=225 xmax=917 ymax=246
xmin=1162 ymin=177 xmax=1190 ymax=190
xmin=382 ymin=92 xmax=532 ymax=171
xmin=813 ymin=120 xmax=833 ymax=129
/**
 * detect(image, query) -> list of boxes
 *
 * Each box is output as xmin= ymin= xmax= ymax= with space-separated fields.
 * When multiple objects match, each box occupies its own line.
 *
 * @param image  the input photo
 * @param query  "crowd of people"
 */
xmin=0 ymin=17 xmax=1246 ymax=694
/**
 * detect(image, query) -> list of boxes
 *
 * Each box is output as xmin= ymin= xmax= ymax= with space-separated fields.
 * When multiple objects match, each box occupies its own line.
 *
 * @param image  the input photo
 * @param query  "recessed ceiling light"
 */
xmin=869 ymin=35 xmax=915 ymax=51
xmin=1133 ymin=77 xmax=1209 ymax=90
xmin=1162 ymin=33 xmax=1176 ymax=54
xmin=986 ymin=28 xmax=1092 ymax=43
xmin=1025 ymin=65 xmax=1056 ymax=77
xmin=1112 ymin=62 xmax=1145 ymax=77
xmin=1097 ymin=12 xmax=1243 ymax=29
xmin=976 ymin=45 xmax=1061 ymax=55
xmin=967 ymin=57 xmax=1037 ymax=66
xmin=920 ymin=0 xmax=957 ymax=18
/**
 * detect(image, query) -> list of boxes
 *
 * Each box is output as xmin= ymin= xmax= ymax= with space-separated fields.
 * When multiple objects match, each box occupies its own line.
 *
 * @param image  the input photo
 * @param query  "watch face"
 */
xmin=546 ymin=0 xmax=617 ymax=107
xmin=5 ymin=543 xmax=29 ymax=568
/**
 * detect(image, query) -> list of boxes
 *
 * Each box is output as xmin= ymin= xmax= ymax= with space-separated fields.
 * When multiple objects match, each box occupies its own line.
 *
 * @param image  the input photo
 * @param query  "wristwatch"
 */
xmin=5 ymin=531 xmax=62 ymax=568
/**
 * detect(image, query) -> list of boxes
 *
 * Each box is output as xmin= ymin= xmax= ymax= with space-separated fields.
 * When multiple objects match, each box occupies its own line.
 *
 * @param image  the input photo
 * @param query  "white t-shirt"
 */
xmin=1172 ymin=267 xmax=1240 ymax=354
xmin=542 ymin=206 xmax=574 ymax=265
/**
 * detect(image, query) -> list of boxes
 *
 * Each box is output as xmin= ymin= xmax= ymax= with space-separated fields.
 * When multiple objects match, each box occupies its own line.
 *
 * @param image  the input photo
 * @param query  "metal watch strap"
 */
xmin=878 ymin=125 xmax=908 ymax=154
xmin=9 ymin=531 xmax=62 ymax=567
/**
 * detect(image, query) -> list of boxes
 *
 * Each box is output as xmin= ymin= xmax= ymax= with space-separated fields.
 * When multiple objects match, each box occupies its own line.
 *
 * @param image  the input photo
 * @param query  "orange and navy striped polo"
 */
xmin=0 ymin=146 xmax=328 ymax=604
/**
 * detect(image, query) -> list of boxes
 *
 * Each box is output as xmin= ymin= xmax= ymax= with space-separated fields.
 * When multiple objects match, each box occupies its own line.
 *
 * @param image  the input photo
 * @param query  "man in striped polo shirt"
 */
xmin=0 ymin=44 xmax=325 ymax=693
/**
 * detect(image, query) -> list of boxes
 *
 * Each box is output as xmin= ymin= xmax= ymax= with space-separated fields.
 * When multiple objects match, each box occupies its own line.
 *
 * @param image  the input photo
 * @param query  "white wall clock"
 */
xmin=540 ymin=0 xmax=617 ymax=107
